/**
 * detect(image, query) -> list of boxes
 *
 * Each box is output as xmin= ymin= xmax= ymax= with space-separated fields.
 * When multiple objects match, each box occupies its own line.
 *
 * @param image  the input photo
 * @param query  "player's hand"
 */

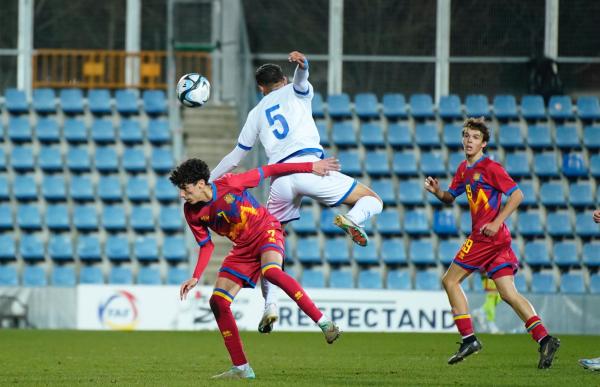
xmin=424 ymin=176 xmax=441 ymax=195
xmin=180 ymin=278 xmax=199 ymax=300
xmin=593 ymin=210 xmax=600 ymax=224
xmin=480 ymin=221 xmax=500 ymax=237
xmin=312 ymin=157 xmax=340 ymax=176
xmin=288 ymin=51 xmax=308 ymax=69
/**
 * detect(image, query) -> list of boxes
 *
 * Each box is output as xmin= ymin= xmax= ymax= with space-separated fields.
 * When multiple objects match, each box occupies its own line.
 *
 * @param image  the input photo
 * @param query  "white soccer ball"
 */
xmin=177 ymin=73 xmax=210 ymax=107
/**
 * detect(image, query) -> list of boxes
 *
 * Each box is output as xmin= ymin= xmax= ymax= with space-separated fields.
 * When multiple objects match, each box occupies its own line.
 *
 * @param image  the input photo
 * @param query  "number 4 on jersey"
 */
xmin=265 ymin=104 xmax=289 ymax=139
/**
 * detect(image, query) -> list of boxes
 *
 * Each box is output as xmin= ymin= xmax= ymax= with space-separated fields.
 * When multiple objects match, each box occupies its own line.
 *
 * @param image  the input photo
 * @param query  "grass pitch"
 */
xmin=1 ymin=330 xmax=599 ymax=386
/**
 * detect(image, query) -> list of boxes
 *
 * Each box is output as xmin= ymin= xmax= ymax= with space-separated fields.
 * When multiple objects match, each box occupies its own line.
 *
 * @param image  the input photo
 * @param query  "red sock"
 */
xmin=525 ymin=315 xmax=549 ymax=343
xmin=210 ymin=289 xmax=247 ymax=366
xmin=453 ymin=313 xmax=474 ymax=338
xmin=262 ymin=263 xmax=323 ymax=323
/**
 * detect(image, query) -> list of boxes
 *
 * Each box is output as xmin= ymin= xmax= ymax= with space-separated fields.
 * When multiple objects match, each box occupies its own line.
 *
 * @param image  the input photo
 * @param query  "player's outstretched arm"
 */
xmin=424 ymin=176 xmax=454 ymax=204
xmin=209 ymin=146 xmax=249 ymax=183
xmin=289 ymin=51 xmax=310 ymax=94
xmin=180 ymin=239 xmax=215 ymax=300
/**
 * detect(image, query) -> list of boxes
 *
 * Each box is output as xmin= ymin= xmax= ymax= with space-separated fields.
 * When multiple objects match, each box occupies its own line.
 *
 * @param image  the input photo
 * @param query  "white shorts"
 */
xmin=267 ymin=154 xmax=357 ymax=223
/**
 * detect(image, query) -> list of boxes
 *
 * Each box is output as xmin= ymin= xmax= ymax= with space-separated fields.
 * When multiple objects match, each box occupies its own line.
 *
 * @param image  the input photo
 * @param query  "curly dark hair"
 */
xmin=462 ymin=117 xmax=491 ymax=150
xmin=255 ymin=63 xmax=284 ymax=87
xmin=169 ymin=158 xmax=210 ymax=189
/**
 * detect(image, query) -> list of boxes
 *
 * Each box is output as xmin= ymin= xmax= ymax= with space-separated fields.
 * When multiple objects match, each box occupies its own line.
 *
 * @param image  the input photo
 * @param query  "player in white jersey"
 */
xmin=210 ymin=51 xmax=383 ymax=333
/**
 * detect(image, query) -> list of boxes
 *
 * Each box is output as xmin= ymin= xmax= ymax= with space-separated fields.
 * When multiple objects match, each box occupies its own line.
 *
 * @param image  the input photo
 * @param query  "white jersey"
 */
xmin=237 ymin=83 xmax=323 ymax=164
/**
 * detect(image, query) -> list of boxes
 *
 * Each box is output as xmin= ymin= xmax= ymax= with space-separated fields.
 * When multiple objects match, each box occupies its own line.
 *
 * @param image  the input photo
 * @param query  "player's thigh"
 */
xmin=442 ymin=262 xmax=471 ymax=285
xmin=492 ymin=275 xmax=519 ymax=300
xmin=213 ymin=276 xmax=242 ymax=298
xmin=341 ymin=181 xmax=381 ymax=206
xmin=260 ymin=249 xmax=284 ymax=267
xmin=294 ymin=171 xmax=355 ymax=206
xmin=267 ymin=175 xmax=301 ymax=222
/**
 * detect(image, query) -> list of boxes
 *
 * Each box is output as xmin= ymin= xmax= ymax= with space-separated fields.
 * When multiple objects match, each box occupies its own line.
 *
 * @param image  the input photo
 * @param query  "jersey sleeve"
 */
xmin=224 ymin=162 xmax=314 ymax=190
xmin=292 ymin=63 xmax=313 ymax=99
xmin=488 ymin=162 xmax=519 ymax=195
xmin=184 ymin=205 xmax=212 ymax=247
xmin=236 ymin=109 xmax=259 ymax=151
xmin=448 ymin=165 xmax=466 ymax=197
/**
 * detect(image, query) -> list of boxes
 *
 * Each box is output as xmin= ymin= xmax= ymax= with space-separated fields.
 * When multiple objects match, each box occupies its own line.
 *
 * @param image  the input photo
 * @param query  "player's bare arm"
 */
xmin=480 ymin=189 xmax=523 ymax=237
xmin=424 ymin=176 xmax=455 ymax=204
xmin=288 ymin=51 xmax=307 ymax=68
xmin=312 ymin=157 xmax=340 ymax=176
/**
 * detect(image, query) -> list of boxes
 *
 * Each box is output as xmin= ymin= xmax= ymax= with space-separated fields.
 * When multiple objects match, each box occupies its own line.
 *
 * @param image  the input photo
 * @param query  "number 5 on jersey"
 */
xmin=266 ymin=104 xmax=289 ymax=139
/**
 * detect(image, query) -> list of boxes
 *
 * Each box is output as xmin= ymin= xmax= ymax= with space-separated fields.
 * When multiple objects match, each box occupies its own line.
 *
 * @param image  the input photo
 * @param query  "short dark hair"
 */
xmin=255 ymin=63 xmax=284 ymax=87
xmin=169 ymin=158 xmax=210 ymax=189
xmin=462 ymin=117 xmax=491 ymax=144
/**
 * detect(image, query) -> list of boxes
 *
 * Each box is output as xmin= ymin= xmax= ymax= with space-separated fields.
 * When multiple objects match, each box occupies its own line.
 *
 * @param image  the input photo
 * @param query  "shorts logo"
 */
xmin=201 ymin=215 xmax=209 ymax=222
xmin=294 ymin=291 xmax=303 ymax=301
xmin=267 ymin=229 xmax=276 ymax=243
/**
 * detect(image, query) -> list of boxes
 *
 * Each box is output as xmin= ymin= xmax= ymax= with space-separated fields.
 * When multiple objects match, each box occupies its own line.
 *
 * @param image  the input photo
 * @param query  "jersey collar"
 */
xmin=209 ymin=182 xmax=217 ymax=203
xmin=466 ymin=154 xmax=487 ymax=169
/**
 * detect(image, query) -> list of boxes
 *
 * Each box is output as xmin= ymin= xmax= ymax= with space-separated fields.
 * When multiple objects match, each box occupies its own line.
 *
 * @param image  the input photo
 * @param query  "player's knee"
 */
xmin=262 ymin=265 xmax=282 ymax=281
xmin=209 ymin=294 xmax=230 ymax=318
xmin=441 ymin=273 xmax=457 ymax=290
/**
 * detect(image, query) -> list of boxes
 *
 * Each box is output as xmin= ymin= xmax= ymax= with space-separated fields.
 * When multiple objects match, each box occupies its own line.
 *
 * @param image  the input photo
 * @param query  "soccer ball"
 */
xmin=177 ymin=73 xmax=210 ymax=107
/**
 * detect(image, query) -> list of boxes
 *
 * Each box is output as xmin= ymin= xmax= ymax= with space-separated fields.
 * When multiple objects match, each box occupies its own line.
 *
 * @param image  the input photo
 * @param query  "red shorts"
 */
xmin=453 ymin=237 xmax=519 ymax=279
xmin=218 ymin=223 xmax=285 ymax=288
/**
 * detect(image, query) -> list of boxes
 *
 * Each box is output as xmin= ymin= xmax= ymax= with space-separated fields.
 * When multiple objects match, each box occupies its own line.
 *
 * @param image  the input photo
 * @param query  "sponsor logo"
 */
xmin=98 ymin=291 xmax=139 ymax=331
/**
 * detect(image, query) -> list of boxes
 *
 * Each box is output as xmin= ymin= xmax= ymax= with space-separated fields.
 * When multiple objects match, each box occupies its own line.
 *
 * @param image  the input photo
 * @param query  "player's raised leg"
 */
xmin=335 ymin=182 xmax=383 ymax=247
xmin=442 ymin=263 xmax=483 ymax=364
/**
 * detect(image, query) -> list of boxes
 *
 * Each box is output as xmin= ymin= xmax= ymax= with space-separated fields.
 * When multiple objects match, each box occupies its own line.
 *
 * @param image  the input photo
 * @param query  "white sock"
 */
xmin=346 ymin=196 xmax=383 ymax=226
xmin=235 ymin=363 xmax=249 ymax=371
xmin=261 ymin=278 xmax=279 ymax=306
xmin=317 ymin=315 xmax=329 ymax=325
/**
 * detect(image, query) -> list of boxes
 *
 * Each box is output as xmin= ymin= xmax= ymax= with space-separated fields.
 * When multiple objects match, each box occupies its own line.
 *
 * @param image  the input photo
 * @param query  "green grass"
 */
xmin=0 ymin=330 xmax=599 ymax=386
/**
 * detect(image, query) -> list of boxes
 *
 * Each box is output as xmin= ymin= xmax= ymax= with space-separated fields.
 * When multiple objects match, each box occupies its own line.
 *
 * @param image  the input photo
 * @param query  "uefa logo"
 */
xmin=98 ymin=290 xmax=139 ymax=331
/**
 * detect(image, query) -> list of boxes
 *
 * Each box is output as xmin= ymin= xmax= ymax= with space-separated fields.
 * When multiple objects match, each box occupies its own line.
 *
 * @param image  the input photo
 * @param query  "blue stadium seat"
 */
xmin=148 ymin=119 xmax=170 ymax=144
xmin=443 ymin=123 xmax=463 ymax=148
xmin=39 ymin=146 xmax=63 ymax=172
xmin=420 ymin=151 xmax=445 ymax=176
xmin=151 ymin=149 xmax=174 ymax=173
xmin=393 ymin=152 xmax=418 ymax=176
xmin=438 ymin=239 xmax=461 ymax=265
xmin=539 ymin=181 xmax=565 ymax=207
xmin=569 ymin=182 xmax=593 ymax=207
xmin=14 ymin=175 xmax=37 ymax=201
xmin=11 ymin=146 xmax=34 ymax=172
xmin=518 ymin=181 xmax=537 ymax=206
xmin=387 ymin=123 xmax=412 ymax=148
xmin=370 ymin=179 xmax=395 ymax=205
xmin=521 ymin=95 xmax=546 ymax=120
xmin=404 ymin=209 xmax=429 ymax=236
xmin=127 ymin=176 xmax=151 ymax=202
xmin=533 ymin=153 xmax=559 ymax=178
xmin=137 ymin=266 xmax=161 ymax=285
xmin=80 ymin=265 xmax=104 ymax=284
xmin=0 ymin=149 xmax=5 ymax=171
xmin=67 ymin=147 xmax=91 ymax=172
xmin=115 ymin=89 xmax=139 ymax=115
xmin=106 ymin=236 xmax=130 ymax=262
xmin=582 ymin=242 xmax=600 ymax=267
xmin=380 ymin=238 xmax=406 ymax=265
xmin=524 ymin=240 xmax=551 ymax=267
xmin=0 ymin=176 xmax=9 ymax=201
xmin=143 ymin=90 xmax=167 ymax=115
xmin=32 ymin=88 xmax=56 ymax=114
xmin=17 ymin=204 xmax=42 ymax=230
xmin=134 ymin=236 xmax=159 ymax=262
xmin=97 ymin=175 xmax=121 ymax=202
xmin=164 ymin=236 xmax=187 ymax=262
xmin=95 ymin=147 xmax=119 ymax=173
xmin=415 ymin=270 xmax=440 ymax=290
xmin=376 ymin=209 xmax=402 ymax=235
xmin=73 ymin=205 xmax=99 ymax=231
xmin=386 ymin=270 xmax=411 ymax=290
xmin=46 ymin=204 xmax=69 ymax=231
xmin=131 ymin=206 xmax=155 ymax=232
xmin=8 ymin=116 xmax=32 ymax=142
xmin=546 ymin=212 xmax=573 ymax=237
xmin=296 ymin=237 xmax=321 ymax=264
xmin=302 ymin=269 xmax=325 ymax=288
xmin=365 ymin=151 xmax=390 ymax=176
xmin=382 ymin=93 xmax=408 ymax=119
xmin=583 ymin=125 xmax=600 ymax=149
xmin=338 ymin=150 xmax=361 ymax=176
xmin=159 ymin=206 xmax=183 ymax=232
xmin=321 ymin=237 xmax=348 ymax=265
xmin=88 ymin=89 xmax=112 ymax=115
xmin=459 ymin=211 xmax=471 ymax=236
xmin=123 ymin=147 xmax=146 ymax=173
xmin=291 ymin=208 xmax=316 ymax=234
xmin=0 ymin=265 xmax=18 ymax=286
xmin=329 ymin=269 xmax=354 ymax=288
xmin=548 ymin=95 xmax=574 ymax=120
xmin=42 ymin=175 xmax=66 ymax=201
xmin=562 ymin=153 xmax=588 ymax=177
xmin=527 ymin=124 xmax=552 ymax=149
xmin=415 ymin=123 xmax=439 ymax=147
xmin=555 ymin=125 xmax=580 ymax=149
xmin=553 ymin=240 xmax=579 ymax=267
xmin=63 ymin=118 xmax=87 ymax=143
xmin=353 ymin=244 xmax=378 ymax=265
xmin=109 ymin=266 xmax=133 ymax=284
xmin=465 ymin=94 xmax=490 ymax=118
xmin=504 ymin=152 xmax=529 ymax=177
xmin=438 ymin=95 xmax=462 ymax=120
xmin=498 ymin=124 xmax=523 ymax=148
xmin=23 ymin=265 xmax=47 ymax=287
xmin=0 ymin=204 xmax=12 ymax=230
xmin=575 ymin=213 xmax=600 ymax=237
xmin=311 ymin=92 xmax=325 ymax=118
xmin=316 ymin=121 xmax=329 ymax=146
xmin=358 ymin=269 xmax=382 ymax=289
xmin=91 ymin=118 xmax=115 ymax=144
xmin=410 ymin=239 xmax=435 ymax=265
xmin=577 ymin=96 xmax=600 ymax=121
xmin=327 ymin=93 xmax=352 ymax=119
xmin=433 ymin=210 xmax=458 ymax=235
xmin=77 ymin=235 xmax=102 ymax=262
xmin=4 ymin=88 xmax=28 ymax=114
xmin=560 ymin=273 xmax=585 ymax=294
xmin=410 ymin=94 xmax=434 ymax=119
xmin=320 ymin=208 xmax=343 ymax=234
xmin=102 ymin=205 xmax=127 ymax=232
xmin=354 ymin=93 xmax=379 ymax=119
xmin=360 ymin=122 xmax=385 ymax=148
xmin=0 ymin=234 xmax=16 ymax=261
xmin=48 ymin=235 xmax=74 ymax=261
xmin=514 ymin=273 xmax=528 ymax=293
xmin=398 ymin=180 xmax=423 ymax=205
xmin=166 ymin=266 xmax=188 ymax=285
xmin=155 ymin=177 xmax=178 ymax=202
xmin=518 ymin=212 xmax=544 ymax=237
xmin=591 ymin=155 xmax=600 ymax=177
xmin=531 ymin=272 xmax=556 ymax=293
xmin=120 ymin=119 xmax=143 ymax=144
xmin=332 ymin=121 xmax=356 ymax=147
xmin=20 ymin=234 xmax=45 ymax=261
xmin=59 ymin=89 xmax=84 ymax=115
xmin=448 ymin=151 xmax=464 ymax=172
xmin=591 ymin=274 xmax=600 ymax=294
xmin=70 ymin=175 xmax=94 ymax=202
xmin=493 ymin=95 xmax=518 ymax=120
